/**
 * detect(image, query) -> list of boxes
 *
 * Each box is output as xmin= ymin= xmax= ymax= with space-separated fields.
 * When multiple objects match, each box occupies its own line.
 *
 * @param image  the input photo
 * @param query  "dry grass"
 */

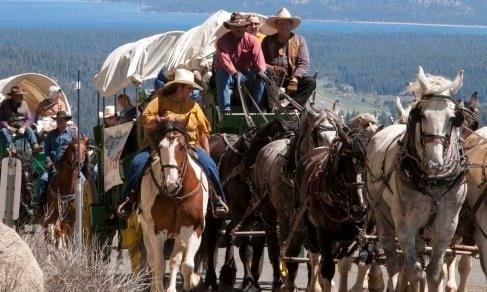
xmin=21 ymin=232 xmax=148 ymax=292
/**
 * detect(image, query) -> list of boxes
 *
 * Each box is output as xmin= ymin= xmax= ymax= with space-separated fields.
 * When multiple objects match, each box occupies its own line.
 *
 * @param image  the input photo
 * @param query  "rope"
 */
xmin=236 ymin=74 xmax=255 ymax=128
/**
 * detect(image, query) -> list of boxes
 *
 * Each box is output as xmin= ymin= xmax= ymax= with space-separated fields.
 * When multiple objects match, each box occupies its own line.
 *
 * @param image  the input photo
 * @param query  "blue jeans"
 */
xmin=215 ymin=68 xmax=264 ymax=112
xmin=0 ymin=127 xmax=38 ymax=148
xmin=119 ymin=147 xmax=226 ymax=202
xmin=36 ymin=170 xmax=53 ymax=204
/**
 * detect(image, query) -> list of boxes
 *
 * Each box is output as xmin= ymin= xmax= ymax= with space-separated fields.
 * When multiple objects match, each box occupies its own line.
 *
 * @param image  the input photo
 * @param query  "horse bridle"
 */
xmin=151 ymin=133 xmax=189 ymax=198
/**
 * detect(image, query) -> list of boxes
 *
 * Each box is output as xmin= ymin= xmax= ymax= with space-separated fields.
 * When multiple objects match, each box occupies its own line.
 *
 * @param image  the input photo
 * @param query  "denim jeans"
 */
xmin=0 ymin=127 xmax=38 ymax=148
xmin=119 ymin=146 xmax=225 ymax=202
xmin=215 ymin=68 xmax=264 ymax=112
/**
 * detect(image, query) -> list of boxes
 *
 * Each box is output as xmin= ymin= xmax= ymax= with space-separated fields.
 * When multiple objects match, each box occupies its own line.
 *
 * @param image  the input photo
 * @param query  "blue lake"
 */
xmin=1 ymin=0 xmax=487 ymax=35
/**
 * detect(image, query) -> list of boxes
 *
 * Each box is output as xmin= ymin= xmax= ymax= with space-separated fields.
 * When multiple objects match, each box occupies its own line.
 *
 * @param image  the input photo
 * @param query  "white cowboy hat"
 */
xmin=266 ymin=8 xmax=301 ymax=31
xmin=99 ymin=105 xmax=117 ymax=119
xmin=160 ymin=68 xmax=203 ymax=92
xmin=48 ymin=85 xmax=62 ymax=98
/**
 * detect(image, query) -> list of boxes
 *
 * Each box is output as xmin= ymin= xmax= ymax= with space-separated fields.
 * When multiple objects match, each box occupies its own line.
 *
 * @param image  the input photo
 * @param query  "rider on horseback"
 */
xmin=118 ymin=69 xmax=229 ymax=219
xmin=34 ymin=111 xmax=77 ymax=215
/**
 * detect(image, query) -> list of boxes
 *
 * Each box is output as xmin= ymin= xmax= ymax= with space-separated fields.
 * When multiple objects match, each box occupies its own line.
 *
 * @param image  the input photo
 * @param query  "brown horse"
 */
xmin=297 ymin=126 xmax=369 ymax=291
xmin=43 ymin=136 xmax=89 ymax=248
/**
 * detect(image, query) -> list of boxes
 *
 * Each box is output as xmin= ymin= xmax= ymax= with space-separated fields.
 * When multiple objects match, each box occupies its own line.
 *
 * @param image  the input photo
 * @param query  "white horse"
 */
xmin=366 ymin=66 xmax=467 ymax=291
xmin=396 ymin=92 xmax=480 ymax=291
xmin=138 ymin=122 xmax=209 ymax=292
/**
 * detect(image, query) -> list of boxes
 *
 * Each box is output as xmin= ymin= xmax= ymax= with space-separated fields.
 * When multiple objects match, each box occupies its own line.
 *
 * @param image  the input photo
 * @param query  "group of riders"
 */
xmin=0 ymin=7 xmax=316 ymax=222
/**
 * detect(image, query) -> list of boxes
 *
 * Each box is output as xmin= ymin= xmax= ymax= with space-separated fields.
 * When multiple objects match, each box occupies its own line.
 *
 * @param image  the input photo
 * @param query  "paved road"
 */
xmin=115 ymin=245 xmax=485 ymax=291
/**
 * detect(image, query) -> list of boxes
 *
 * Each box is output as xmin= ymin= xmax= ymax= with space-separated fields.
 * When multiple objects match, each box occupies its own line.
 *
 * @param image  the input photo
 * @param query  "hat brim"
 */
xmin=266 ymin=17 xmax=301 ymax=30
xmin=223 ymin=21 xmax=250 ymax=29
xmin=51 ymin=116 xmax=72 ymax=121
xmin=7 ymin=91 xmax=27 ymax=97
xmin=161 ymin=80 xmax=203 ymax=91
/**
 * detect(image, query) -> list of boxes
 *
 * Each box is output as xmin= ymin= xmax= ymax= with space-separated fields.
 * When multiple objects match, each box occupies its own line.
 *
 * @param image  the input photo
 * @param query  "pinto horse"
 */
xmin=138 ymin=120 xmax=209 ymax=292
xmin=43 ymin=136 xmax=89 ymax=248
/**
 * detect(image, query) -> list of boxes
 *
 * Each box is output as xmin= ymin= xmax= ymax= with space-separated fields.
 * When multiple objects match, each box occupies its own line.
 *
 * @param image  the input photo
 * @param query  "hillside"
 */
xmin=118 ymin=0 xmax=487 ymax=25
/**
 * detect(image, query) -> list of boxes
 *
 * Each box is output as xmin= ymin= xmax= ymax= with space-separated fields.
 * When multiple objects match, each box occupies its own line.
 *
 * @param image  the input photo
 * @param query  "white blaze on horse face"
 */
xmin=160 ymin=136 xmax=180 ymax=193
xmin=417 ymin=99 xmax=456 ymax=173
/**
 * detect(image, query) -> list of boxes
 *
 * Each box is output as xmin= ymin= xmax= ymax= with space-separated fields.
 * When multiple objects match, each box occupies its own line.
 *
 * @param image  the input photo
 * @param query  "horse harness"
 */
xmin=368 ymin=95 xmax=469 ymax=233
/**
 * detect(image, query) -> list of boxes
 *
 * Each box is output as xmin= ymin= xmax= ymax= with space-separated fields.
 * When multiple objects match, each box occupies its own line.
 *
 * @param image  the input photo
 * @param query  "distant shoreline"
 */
xmin=137 ymin=5 xmax=487 ymax=29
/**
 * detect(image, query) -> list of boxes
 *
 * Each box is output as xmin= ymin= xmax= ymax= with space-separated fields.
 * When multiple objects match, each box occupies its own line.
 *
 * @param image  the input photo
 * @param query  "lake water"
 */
xmin=1 ymin=0 xmax=487 ymax=35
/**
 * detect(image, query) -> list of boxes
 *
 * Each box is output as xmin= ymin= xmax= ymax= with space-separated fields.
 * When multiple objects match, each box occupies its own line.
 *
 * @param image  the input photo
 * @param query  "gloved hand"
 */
xmin=287 ymin=77 xmax=298 ymax=93
xmin=18 ymin=127 xmax=26 ymax=135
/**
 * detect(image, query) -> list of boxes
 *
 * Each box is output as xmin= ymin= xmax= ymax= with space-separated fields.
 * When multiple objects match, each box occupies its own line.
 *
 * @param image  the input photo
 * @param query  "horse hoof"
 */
xmin=219 ymin=263 xmax=237 ymax=286
xmin=242 ymin=278 xmax=260 ymax=292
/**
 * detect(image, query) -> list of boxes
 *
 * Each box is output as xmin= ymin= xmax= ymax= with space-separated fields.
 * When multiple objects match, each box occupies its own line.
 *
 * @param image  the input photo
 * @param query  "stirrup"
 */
xmin=117 ymin=197 xmax=135 ymax=220
xmin=213 ymin=197 xmax=229 ymax=218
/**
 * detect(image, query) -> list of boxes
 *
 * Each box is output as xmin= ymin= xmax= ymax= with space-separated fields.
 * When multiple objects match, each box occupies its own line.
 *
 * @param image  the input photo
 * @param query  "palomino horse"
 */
xmin=366 ymin=66 xmax=468 ymax=291
xmin=138 ymin=120 xmax=209 ymax=292
xmin=464 ymin=127 xmax=487 ymax=277
xmin=43 ymin=136 xmax=89 ymax=248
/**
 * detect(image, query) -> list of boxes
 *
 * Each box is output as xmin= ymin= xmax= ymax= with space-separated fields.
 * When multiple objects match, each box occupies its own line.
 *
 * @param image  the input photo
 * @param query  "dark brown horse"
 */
xmin=43 ymin=136 xmax=89 ymax=248
xmin=296 ymin=126 xmax=369 ymax=290
xmin=202 ymin=118 xmax=295 ymax=291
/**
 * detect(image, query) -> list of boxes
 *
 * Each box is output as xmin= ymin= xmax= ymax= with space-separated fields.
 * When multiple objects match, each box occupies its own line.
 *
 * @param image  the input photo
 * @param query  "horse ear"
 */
xmin=449 ymin=69 xmax=464 ymax=95
xmin=469 ymin=91 xmax=478 ymax=111
xmin=418 ymin=66 xmax=429 ymax=93
xmin=336 ymin=122 xmax=351 ymax=145
xmin=395 ymin=96 xmax=406 ymax=119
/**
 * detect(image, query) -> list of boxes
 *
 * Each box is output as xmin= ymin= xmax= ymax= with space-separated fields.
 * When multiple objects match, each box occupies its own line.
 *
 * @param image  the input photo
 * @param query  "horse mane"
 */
xmin=406 ymin=67 xmax=463 ymax=98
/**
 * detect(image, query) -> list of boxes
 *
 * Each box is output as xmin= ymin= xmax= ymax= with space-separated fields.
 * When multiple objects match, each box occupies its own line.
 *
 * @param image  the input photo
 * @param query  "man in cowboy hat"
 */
xmin=34 ymin=85 xmax=68 ymax=122
xmin=0 ymin=86 xmax=40 ymax=152
xmin=35 ymin=110 xmax=78 ymax=215
xmin=262 ymin=8 xmax=316 ymax=106
xmin=216 ymin=12 xmax=267 ymax=114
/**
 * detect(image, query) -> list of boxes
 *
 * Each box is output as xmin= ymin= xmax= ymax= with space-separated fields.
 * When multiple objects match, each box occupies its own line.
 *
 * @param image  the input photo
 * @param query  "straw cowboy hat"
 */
xmin=223 ymin=12 xmax=250 ymax=29
xmin=266 ymin=8 xmax=301 ymax=31
xmin=160 ymin=69 xmax=203 ymax=94
xmin=51 ymin=111 xmax=72 ymax=121
xmin=99 ymin=105 xmax=117 ymax=119
xmin=6 ymin=86 xmax=27 ymax=97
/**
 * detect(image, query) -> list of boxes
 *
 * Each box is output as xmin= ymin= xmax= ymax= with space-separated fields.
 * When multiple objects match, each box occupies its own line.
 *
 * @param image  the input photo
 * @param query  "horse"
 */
xmin=464 ymin=126 xmax=487 ymax=277
xmin=138 ymin=120 xmax=209 ymax=292
xmin=295 ymin=124 xmax=369 ymax=291
xmin=197 ymin=132 xmax=239 ymax=289
xmin=366 ymin=66 xmax=468 ymax=291
xmin=251 ymin=104 xmax=341 ymax=291
xmin=395 ymin=90 xmax=479 ymax=291
xmin=213 ymin=118 xmax=294 ymax=291
xmin=43 ymin=136 xmax=89 ymax=248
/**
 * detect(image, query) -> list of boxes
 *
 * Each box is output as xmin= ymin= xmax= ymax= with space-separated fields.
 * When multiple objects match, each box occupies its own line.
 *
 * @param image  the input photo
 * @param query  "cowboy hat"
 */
xmin=223 ymin=12 xmax=250 ymax=29
xmin=98 ymin=105 xmax=117 ymax=119
xmin=51 ymin=111 xmax=72 ymax=121
xmin=48 ymin=85 xmax=62 ymax=98
xmin=266 ymin=8 xmax=301 ymax=30
xmin=6 ymin=86 xmax=27 ymax=97
xmin=160 ymin=69 xmax=203 ymax=94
